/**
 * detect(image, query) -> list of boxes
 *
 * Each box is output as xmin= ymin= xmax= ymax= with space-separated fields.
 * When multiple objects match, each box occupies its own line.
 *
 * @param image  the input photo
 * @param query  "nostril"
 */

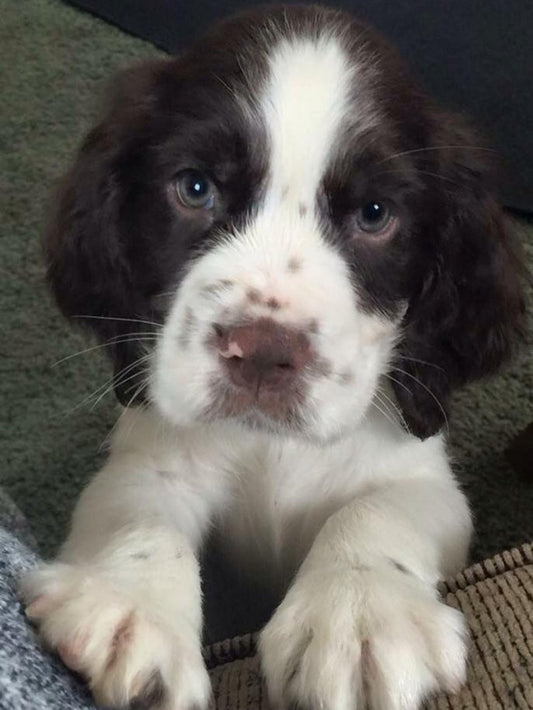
xmin=212 ymin=318 xmax=312 ymax=391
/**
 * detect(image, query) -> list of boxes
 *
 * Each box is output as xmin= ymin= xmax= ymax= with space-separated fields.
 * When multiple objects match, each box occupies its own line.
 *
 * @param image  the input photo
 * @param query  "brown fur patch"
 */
xmin=287 ymin=257 xmax=301 ymax=273
xmin=247 ymin=288 xmax=262 ymax=303
xmin=266 ymin=297 xmax=281 ymax=310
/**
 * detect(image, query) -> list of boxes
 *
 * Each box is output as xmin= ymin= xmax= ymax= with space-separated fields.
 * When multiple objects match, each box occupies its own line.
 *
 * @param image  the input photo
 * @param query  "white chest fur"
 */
xmin=108 ymin=407 xmax=448 ymax=591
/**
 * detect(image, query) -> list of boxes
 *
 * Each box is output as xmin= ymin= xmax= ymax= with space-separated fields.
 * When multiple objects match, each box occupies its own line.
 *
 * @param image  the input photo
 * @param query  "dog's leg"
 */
xmin=20 ymin=441 xmax=221 ymax=710
xmin=260 ymin=475 xmax=472 ymax=710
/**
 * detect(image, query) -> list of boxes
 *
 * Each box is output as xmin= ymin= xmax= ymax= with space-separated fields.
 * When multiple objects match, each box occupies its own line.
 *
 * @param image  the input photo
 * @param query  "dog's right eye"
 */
xmin=173 ymin=170 xmax=216 ymax=210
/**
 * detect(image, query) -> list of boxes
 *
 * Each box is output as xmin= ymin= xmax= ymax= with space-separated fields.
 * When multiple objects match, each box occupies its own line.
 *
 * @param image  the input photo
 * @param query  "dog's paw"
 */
xmin=259 ymin=564 xmax=467 ymax=710
xmin=20 ymin=563 xmax=211 ymax=710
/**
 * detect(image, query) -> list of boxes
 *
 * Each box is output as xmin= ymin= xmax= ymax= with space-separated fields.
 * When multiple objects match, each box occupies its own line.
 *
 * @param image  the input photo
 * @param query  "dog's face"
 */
xmin=46 ymin=6 xmax=524 ymax=441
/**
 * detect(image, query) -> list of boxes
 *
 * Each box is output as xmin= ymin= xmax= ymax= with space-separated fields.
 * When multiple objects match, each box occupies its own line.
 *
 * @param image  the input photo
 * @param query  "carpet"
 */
xmin=2 ymin=492 xmax=531 ymax=709
xmin=206 ymin=543 xmax=533 ymax=709
xmin=1 ymin=0 xmax=532 ymax=568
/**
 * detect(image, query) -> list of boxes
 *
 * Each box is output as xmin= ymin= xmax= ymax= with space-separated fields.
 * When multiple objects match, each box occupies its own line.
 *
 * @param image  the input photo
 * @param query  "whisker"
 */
xmin=152 ymin=290 xmax=177 ymax=300
xmin=371 ymin=396 xmax=401 ymax=431
xmin=90 ymin=356 xmax=152 ymax=411
xmin=52 ymin=334 xmax=159 ymax=366
xmin=122 ymin=400 xmax=150 ymax=443
xmin=99 ymin=371 xmax=152 ymax=451
xmin=377 ymin=145 xmax=496 ymax=166
xmin=383 ymin=372 xmax=411 ymax=395
xmin=73 ymin=315 xmax=162 ymax=329
xmin=396 ymin=355 xmax=445 ymax=373
xmin=373 ymin=167 xmax=463 ymax=187
xmin=391 ymin=366 xmax=449 ymax=432
xmin=66 ymin=353 xmax=152 ymax=415
xmin=90 ymin=371 xmax=142 ymax=411
xmin=376 ymin=384 xmax=410 ymax=432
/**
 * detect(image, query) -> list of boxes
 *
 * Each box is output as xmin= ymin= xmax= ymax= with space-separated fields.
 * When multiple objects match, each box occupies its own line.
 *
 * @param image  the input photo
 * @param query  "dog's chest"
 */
xmin=217 ymin=436 xmax=363 ymax=586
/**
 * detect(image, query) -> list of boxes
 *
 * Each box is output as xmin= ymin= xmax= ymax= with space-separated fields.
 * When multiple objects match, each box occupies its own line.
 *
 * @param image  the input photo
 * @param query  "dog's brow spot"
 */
xmin=308 ymin=319 xmax=319 ymax=334
xmin=266 ymin=297 xmax=281 ymax=310
xmin=247 ymin=288 xmax=262 ymax=303
xmin=287 ymin=257 xmax=301 ymax=273
xmin=131 ymin=551 xmax=150 ymax=560
xmin=298 ymin=203 xmax=308 ymax=218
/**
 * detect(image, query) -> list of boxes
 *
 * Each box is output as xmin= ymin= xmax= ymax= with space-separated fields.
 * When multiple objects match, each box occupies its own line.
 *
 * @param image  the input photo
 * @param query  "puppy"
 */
xmin=22 ymin=5 xmax=525 ymax=709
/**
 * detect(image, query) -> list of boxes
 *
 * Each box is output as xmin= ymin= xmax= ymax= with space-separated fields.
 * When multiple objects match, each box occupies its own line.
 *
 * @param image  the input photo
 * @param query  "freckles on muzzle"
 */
xmin=204 ymin=317 xmax=329 ymax=424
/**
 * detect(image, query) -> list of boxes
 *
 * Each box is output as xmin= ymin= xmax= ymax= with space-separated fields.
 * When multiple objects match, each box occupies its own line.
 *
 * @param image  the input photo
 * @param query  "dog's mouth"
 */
xmin=205 ymin=371 xmax=307 ymax=427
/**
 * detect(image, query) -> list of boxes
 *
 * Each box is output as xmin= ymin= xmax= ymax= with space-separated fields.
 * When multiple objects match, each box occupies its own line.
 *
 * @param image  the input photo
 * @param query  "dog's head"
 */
xmin=46 ymin=6 xmax=525 ymax=442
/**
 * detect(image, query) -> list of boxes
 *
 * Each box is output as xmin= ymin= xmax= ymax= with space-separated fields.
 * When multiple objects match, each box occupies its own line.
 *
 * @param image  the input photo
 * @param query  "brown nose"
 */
xmin=213 ymin=318 xmax=311 ymax=390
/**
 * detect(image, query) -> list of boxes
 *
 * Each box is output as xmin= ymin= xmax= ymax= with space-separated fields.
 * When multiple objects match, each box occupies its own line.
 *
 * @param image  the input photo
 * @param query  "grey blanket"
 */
xmin=0 ymin=489 xmax=94 ymax=710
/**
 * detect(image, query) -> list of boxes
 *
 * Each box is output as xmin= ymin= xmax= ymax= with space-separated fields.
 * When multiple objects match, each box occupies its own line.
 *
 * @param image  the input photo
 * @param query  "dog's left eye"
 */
xmin=173 ymin=170 xmax=216 ymax=210
xmin=355 ymin=201 xmax=394 ymax=234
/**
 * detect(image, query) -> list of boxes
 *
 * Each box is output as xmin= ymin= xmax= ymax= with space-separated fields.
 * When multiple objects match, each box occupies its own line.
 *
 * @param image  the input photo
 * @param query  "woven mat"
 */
xmin=204 ymin=543 xmax=533 ymax=709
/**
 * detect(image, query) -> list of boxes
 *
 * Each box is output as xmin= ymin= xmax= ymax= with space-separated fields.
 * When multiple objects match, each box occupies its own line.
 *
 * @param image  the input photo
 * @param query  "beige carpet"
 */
xmin=205 ymin=543 xmax=533 ymax=709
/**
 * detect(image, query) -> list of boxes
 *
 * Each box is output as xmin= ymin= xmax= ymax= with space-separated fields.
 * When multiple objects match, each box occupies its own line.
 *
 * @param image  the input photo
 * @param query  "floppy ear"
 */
xmin=45 ymin=61 xmax=169 ymax=405
xmin=391 ymin=112 xmax=526 ymax=439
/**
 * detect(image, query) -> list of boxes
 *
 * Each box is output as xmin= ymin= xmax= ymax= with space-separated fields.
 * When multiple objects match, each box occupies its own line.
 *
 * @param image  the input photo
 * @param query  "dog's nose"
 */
xmin=213 ymin=318 xmax=311 ymax=389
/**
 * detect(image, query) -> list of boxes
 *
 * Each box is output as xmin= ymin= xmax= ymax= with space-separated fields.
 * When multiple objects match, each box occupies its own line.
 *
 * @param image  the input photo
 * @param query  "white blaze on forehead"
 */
xmin=261 ymin=34 xmax=353 ymax=204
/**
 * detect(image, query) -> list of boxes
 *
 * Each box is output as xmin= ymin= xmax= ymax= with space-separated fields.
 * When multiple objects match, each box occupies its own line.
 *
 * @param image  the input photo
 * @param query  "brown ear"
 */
xmin=391 ymin=112 xmax=526 ymax=439
xmin=45 ymin=60 xmax=170 ymax=405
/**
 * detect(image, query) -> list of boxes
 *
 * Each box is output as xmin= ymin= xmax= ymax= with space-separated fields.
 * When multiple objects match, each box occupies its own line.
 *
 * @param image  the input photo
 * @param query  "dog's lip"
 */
xmin=206 ymin=370 xmax=307 ymax=423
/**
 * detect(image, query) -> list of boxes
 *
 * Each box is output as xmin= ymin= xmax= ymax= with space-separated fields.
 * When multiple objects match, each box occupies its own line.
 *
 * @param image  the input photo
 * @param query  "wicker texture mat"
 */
xmin=204 ymin=543 xmax=533 ymax=709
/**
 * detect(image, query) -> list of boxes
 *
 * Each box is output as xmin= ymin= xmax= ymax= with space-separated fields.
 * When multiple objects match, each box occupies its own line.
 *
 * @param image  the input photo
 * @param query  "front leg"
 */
xmin=260 ymin=476 xmax=472 ymax=710
xmin=20 ymin=430 xmax=221 ymax=710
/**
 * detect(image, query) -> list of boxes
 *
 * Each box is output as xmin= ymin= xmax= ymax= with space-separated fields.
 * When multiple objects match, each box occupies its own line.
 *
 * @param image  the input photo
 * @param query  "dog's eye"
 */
xmin=173 ymin=170 xmax=215 ymax=210
xmin=355 ymin=202 xmax=393 ymax=234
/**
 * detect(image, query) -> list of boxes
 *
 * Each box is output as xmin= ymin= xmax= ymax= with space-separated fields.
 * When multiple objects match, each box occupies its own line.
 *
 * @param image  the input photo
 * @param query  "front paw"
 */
xmin=259 ymin=564 xmax=467 ymax=710
xmin=20 ymin=563 xmax=211 ymax=710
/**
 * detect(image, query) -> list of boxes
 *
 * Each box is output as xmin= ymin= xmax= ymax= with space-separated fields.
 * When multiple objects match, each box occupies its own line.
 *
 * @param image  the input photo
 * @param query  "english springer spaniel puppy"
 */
xmin=22 ymin=5 xmax=525 ymax=710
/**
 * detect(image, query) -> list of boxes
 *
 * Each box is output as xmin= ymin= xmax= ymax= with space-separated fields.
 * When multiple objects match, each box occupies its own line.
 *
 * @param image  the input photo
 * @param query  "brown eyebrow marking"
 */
xmin=247 ymin=288 xmax=262 ymax=303
xmin=287 ymin=257 xmax=301 ymax=273
xmin=266 ymin=297 xmax=281 ymax=310
xmin=298 ymin=203 xmax=308 ymax=218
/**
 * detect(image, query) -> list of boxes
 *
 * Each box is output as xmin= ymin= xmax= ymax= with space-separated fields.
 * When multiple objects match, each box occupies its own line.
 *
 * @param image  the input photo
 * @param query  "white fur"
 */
xmin=22 ymin=33 xmax=472 ymax=710
xmin=152 ymin=36 xmax=392 ymax=442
